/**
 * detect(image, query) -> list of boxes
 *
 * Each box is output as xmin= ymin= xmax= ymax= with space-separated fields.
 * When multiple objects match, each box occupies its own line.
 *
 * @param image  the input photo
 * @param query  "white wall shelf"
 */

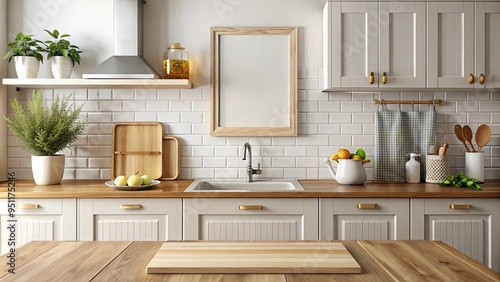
xmin=2 ymin=78 xmax=192 ymax=90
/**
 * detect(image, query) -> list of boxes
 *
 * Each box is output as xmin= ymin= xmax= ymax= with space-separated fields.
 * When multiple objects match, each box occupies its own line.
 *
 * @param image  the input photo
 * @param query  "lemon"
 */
xmin=337 ymin=148 xmax=351 ymax=159
xmin=352 ymin=154 xmax=362 ymax=160
xmin=331 ymin=154 xmax=339 ymax=161
xmin=355 ymin=148 xmax=366 ymax=160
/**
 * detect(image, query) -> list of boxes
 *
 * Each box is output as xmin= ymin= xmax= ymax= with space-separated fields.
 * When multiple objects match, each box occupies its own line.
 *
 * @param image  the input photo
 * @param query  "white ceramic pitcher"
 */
xmin=324 ymin=158 xmax=367 ymax=185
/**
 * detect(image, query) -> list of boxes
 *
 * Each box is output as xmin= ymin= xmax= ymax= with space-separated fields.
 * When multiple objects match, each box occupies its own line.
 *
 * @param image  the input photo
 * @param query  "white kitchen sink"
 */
xmin=184 ymin=179 xmax=305 ymax=192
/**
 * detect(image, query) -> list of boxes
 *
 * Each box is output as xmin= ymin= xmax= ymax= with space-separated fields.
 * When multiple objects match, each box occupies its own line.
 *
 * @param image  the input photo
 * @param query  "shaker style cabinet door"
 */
xmin=183 ymin=198 xmax=318 ymax=240
xmin=411 ymin=198 xmax=500 ymax=272
xmin=323 ymin=2 xmax=425 ymax=89
xmin=475 ymin=2 xmax=500 ymax=89
xmin=319 ymin=198 xmax=410 ymax=240
xmin=324 ymin=2 xmax=378 ymax=89
xmin=78 ymin=198 xmax=182 ymax=241
xmin=427 ymin=2 xmax=475 ymax=88
xmin=0 ymin=199 xmax=77 ymax=254
xmin=378 ymin=2 xmax=426 ymax=88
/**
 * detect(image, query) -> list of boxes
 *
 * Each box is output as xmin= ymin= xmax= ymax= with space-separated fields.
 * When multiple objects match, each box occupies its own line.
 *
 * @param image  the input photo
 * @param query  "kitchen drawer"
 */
xmin=91 ymin=198 xmax=181 ymax=215
xmin=189 ymin=198 xmax=310 ymax=214
xmin=0 ymin=198 xmax=63 ymax=215
xmin=421 ymin=198 xmax=497 ymax=214
xmin=332 ymin=198 xmax=409 ymax=214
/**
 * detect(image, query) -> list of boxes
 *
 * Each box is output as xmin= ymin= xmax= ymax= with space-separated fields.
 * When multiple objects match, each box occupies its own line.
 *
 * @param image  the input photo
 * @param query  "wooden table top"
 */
xmin=1 ymin=179 xmax=499 ymax=198
xmin=1 ymin=240 xmax=498 ymax=281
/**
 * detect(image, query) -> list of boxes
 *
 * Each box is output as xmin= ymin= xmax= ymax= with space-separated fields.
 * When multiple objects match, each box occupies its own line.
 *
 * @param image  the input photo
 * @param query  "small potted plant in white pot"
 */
xmin=44 ymin=29 xmax=82 ymax=79
xmin=3 ymin=32 xmax=46 ymax=78
xmin=3 ymin=89 xmax=87 ymax=185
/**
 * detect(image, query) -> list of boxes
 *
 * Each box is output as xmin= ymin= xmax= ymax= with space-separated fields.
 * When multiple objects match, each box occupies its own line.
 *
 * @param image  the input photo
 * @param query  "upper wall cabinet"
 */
xmin=427 ymin=2 xmax=500 ymax=89
xmin=323 ymin=2 xmax=426 ymax=90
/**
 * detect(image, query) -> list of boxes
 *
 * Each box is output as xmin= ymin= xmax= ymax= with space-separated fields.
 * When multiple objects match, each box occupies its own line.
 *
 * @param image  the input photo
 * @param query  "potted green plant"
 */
xmin=3 ymin=32 xmax=46 ymax=78
xmin=3 ymin=89 xmax=87 ymax=185
xmin=44 ymin=29 xmax=82 ymax=79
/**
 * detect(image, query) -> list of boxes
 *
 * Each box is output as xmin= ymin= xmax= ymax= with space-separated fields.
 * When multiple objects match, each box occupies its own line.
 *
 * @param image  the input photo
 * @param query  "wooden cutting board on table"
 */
xmin=146 ymin=241 xmax=361 ymax=274
xmin=111 ymin=122 xmax=163 ymax=179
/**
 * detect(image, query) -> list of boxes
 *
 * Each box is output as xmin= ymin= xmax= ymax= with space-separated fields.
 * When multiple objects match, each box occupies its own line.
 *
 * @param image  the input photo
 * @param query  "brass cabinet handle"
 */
xmin=120 ymin=204 xmax=143 ymax=210
xmin=450 ymin=204 xmax=471 ymax=209
xmin=357 ymin=204 xmax=378 ymax=209
xmin=382 ymin=72 xmax=387 ymax=84
xmin=478 ymin=73 xmax=485 ymax=84
xmin=369 ymin=72 xmax=375 ymax=84
xmin=468 ymin=73 xmax=474 ymax=84
xmin=239 ymin=205 xmax=263 ymax=210
xmin=19 ymin=204 xmax=40 ymax=209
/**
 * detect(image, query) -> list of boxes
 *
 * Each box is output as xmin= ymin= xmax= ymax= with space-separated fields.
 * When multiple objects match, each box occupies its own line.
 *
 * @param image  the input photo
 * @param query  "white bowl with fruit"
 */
xmin=106 ymin=171 xmax=159 ymax=191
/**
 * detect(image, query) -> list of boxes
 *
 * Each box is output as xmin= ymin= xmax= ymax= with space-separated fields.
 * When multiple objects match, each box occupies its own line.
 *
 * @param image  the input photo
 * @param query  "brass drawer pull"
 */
xmin=357 ymin=204 xmax=378 ymax=209
xmin=19 ymin=204 xmax=40 ymax=209
xmin=239 ymin=205 xmax=263 ymax=210
xmin=120 ymin=204 xmax=143 ymax=210
xmin=382 ymin=72 xmax=387 ymax=84
xmin=450 ymin=204 xmax=471 ymax=210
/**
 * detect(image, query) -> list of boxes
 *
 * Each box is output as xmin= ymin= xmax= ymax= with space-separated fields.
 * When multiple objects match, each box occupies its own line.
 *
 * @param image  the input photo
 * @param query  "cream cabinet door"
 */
xmin=184 ymin=198 xmax=318 ymax=240
xmin=78 ymin=198 xmax=182 ymax=241
xmin=0 ymin=199 xmax=76 ymax=254
xmin=324 ymin=2 xmax=378 ymax=89
xmin=319 ymin=198 xmax=410 ymax=240
xmin=379 ymin=2 xmax=426 ymax=88
xmin=427 ymin=2 xmax=475 ymax=88
xmin=411 ymin=198 xmax=500 ymax=272
xmin=475 ymin=2 xmax=500 ymax=89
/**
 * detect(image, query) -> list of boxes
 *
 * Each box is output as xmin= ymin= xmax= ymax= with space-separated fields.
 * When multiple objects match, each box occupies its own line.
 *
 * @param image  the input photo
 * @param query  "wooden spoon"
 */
xmin=462 ymin=125 xmax=476 ymax=152
xmin=475 ymin=124 xmax=492 ymax=152
xmin=454 ymin=124 xmax=469 ymax=152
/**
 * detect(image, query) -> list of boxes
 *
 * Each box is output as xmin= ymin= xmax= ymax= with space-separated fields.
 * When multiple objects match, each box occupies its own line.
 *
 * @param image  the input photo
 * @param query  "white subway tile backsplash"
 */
xmin=5 ymin=69 xmax=499 ymax=181
xmin=112 ymin=89 xmax=135 ymax=100
xmin=284 ymin=146 xmax=307 ymax=157
xmin=135 ymin=89 xmax=157 ymax=100
xmin=341 ymin=124 xmax=362 ymax=135
xmin=319 ymin=102 xmax=340 ymax=112
xmin=480 ymin=101 xmax=500 ymax=112
xmin=169 ymin=101 xmax=192 ymax=111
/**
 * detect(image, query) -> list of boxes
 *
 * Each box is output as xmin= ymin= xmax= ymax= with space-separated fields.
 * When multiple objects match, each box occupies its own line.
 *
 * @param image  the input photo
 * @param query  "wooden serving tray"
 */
xmin=160 ymin=136 xmax=180 ymax=180
xmin=111 ymin=122 xmax=163 ymax=179
xmin=146 ymin=241 xmax=361 ymax=274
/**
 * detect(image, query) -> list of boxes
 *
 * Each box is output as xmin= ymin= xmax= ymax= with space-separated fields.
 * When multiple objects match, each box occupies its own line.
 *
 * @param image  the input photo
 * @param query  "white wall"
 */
xmin=4 ymin=0 xmax=500 ymax=180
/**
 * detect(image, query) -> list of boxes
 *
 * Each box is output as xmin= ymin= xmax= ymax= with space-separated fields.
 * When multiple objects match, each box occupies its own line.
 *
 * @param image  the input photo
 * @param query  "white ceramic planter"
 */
xmin=50 ymin=56 xmax=73 ymax=79
xmin=31 ymin=155 xmax=65 ymax=185
xmin=14 ymin=56 xmax=40 ymax=78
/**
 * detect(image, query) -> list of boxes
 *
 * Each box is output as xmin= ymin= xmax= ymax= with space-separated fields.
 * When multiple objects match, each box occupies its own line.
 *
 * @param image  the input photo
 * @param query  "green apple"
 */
xmin=127 ymin=175 xmax=143 ymax=186
xmin=114 ymin=175 xmax=128 ymax=186
xmin=141 ymin=174 xmax=152 ymax=185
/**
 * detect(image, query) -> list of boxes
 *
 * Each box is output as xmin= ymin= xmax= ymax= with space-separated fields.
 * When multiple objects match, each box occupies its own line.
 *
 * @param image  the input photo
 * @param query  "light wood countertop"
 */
xmin=1 ymin=179 xmax=499 ymax=198
xmin=0 ymin=240 xmax=498 ymax=281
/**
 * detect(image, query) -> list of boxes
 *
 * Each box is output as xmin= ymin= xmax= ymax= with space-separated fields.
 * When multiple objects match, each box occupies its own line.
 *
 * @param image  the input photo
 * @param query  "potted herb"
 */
xmin=3 ymin=32 xmax=46 ymax=78
xmin=44 ymin=29 xmax=82 ymax=79
xmin=3 ymin=89 xmax=87 ymax=185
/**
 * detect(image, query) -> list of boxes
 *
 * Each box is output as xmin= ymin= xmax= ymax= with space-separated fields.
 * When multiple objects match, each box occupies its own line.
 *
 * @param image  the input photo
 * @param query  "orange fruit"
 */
xmin=337 ymin=148 xmax=351 ymax=159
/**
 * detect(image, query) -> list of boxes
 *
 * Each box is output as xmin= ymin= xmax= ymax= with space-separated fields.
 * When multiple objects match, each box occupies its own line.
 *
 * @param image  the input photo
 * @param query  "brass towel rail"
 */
xmin=373 ymin=99 xmax=443 ymax=106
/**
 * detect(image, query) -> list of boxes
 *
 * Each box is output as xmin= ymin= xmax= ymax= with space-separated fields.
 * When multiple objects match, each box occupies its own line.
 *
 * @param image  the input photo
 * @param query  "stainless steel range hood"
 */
xmin=83 ymin=0 xmax=158 ymax=79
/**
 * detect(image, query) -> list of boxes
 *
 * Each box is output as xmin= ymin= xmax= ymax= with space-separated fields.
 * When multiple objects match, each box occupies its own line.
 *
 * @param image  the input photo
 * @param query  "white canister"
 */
xmin=465 ymin=152 xmax=484 ymax=183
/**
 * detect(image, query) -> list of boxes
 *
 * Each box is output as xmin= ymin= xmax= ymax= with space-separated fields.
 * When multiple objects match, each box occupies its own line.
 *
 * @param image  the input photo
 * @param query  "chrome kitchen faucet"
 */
xmin=242 ymin=142 xmax=262 ymax=182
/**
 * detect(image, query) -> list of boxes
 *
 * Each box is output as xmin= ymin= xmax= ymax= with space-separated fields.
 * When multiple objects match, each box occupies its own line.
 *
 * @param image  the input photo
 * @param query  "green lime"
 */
xmin=355 ymin=148 xmax=366 ymax=160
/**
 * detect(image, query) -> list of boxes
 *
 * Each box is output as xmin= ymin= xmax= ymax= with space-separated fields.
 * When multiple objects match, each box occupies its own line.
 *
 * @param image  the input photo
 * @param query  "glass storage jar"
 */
xmin=162 ymin=43 xmax=189 ymax=79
